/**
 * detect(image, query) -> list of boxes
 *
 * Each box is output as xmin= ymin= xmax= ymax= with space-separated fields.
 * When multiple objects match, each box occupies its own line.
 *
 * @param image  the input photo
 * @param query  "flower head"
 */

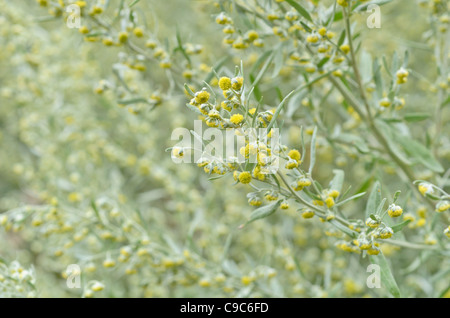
xmin=436 ymin=201 xmax=450 ymax=213
xmin=238 ymin=171 xmax=252 ymax=184
xmin=388 ymin=204 xmax=403 ymax=217
xmin=231 ymin=77 xmax=244 ymax=91
xmin=230 ymin=113 xmax=244 ymax=125
xmin=219 ymin=77 xmax=232 ymax=91
xmin=418 ymin=182 xmax=433 ymax=196
xmin=195 ymin=90 xmax=210 ymax=104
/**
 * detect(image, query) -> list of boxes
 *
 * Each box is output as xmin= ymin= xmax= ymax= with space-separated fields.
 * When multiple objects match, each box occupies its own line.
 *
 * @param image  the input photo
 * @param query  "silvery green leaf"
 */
xmin=369 ymin=251 xmax=402 ymax=298
xmin=245 ymin=200 xmax=281 ymax=226
xmin=365 ymin=181 xmax=381 ymax=219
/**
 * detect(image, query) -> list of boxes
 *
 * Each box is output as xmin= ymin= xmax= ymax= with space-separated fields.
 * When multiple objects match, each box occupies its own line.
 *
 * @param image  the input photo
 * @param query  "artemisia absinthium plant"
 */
xmin=178 ymin=0 xmax=450 ymax=298
xmin=0 ymin=0 xmax=447 ymax=298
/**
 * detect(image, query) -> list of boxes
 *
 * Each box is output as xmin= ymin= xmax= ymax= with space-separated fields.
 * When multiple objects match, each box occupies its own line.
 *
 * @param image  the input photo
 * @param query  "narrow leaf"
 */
xmin=308 ymin=126 xmax=318 ymax=175
xmin=391 ymin=220 xmax=411 ymax=233
xmin=334 ymin=192 xmax=366 ymax=207
xmin=365 ymin=181 xmax=381 ymax=219
xmin=403 ymin=113 xmax=431 ymax=122
xmin=369 ymin=252 xmax=402 ymax=298
xmin=285 ymin=0 xmax=313 ymax=22
xmin=330 ymin=169 xmax=344 ymax=193
xmin=244 ymin=201 xmax=281 ymax=226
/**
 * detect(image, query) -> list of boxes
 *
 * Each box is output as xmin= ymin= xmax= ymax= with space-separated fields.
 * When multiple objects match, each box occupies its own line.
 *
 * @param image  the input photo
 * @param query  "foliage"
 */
xmin=0 ymin=0 xmax=449 ymax=298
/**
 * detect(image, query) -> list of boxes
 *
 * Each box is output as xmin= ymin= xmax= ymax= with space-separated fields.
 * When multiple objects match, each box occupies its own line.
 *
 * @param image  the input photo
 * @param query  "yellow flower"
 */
xmin=402 ymin=213 xmax=415 ymax=222
xmin=246 ymin=30 xmax=259 ymax=41
xmin=285 ymin=11 xmax=299 ymax=21
xmin=125 ymin=267 xmax=137 ymax=275
xmin=267 ymin=13 xmax=280 ymax=21
xmin=118 ymin=31 xmax=129 ymax=43
xmin=102 ymin=37 xmax=114 ymax=46
xmin=417 ymin=206 xmax=427 ymax=218
xmin=90 ymin=5 xmax=103 ymax=15
xmin=305 ymin=64 xmax=317 ymax=73
xmin=241 ymin=276 xmax=253 ymax=286
xmin=376 ymin=227 xmax=393 ymax=239
xmin=172 ymin=147 xmax=184 ymax=159
xmin=232 ymin=38 xmax=249 ymax=49
xmin=280 ymin=201 xmax=289 ymax=210
xmin=0 ymin=215 xmax=8 ymax=226
xmin=296 ymin=177 xmax=311 ymax=190
xmin=265 ymin=192 xmax=278 ymax=201
xmin=199 ymin=279 xmax=211 ymax=287
xmin=91 ymin=282 xmax=104 ymax=292
xmin=388 ymin=204 xmax=403 ymax=217
xmin=253 ymin=165 xmax=266 ymax=181
xmin=328 ymin=190 xmax=340 ymax=199
xmin=302 ymin=211 xmax=315 ymax=219
xmin=367 ymin=246 xmax=380 ymax=255
xmin=416 ymin=218 xmax=426 ymax=227
xmin=436 ymin=201 xmax=450 ymax=213
xmin=230 ymin=113 xmax=244 ymax=125
xmin=103 ymin=259 xmax=116 ymax=268
xmin=231 ymin=77 xmax=244 ymax=91
xmin=253 ymin=39 xmax=264 ymax=47
xmin=444 ymin=226 xmax=450 ymax=238
xmin=424 ymin=234 xmax=437 ymax=245
xmin=195 ymin=90 xmax=210 ymax=104
xmin=355 ymin=239 xmax=372 ymax=250
xmin=318 ymin=44 xmax=329 ymax=53
xmin=223 ymin=25 xmax=235 ymax=34
xmin=238 ymin=171 xmax=252 ymax=184
xmin=318 ymin=27 xmax=327 ymax=36
xmin=340 ymin=44 xmax=350 ymax=54
xmin=145 ymin=40 xmax=157 ymax=49
xmin=153 ymin=48 xmax=166 ymax=58
xmin=379 ymin=98 xmax=391 ymax=108
xmin=365 ymin=217 xmax=381 ymax=228
xmin=215 ymin=274 xmax=226 ymax=283
xmin=159 ymin=59 xmax=172 ymax=69
xmin=288 ymin=149 xmax=301 ymax=162
xmin=306 ymin=34 xmax=319 ymax=43
xmin=68 ymin=192 xmax=82 ymax=202
xmin=79 ymin=26 xmax=89 ymax=34
xmin=285 ymin=159 xmax=298 ymax=169
xmin=133 ymin=27 xmax=144 ymax=38
xmin=249 ymin=197 xmax=262 ymax=206
xmin=219 ymin=77 xmax=231 ymax=90
xmin=216 ymin=13 xmax=231 ymax=25
xmin=325 ymin=197 xmax=335 ymax=208
xmin=396 ymin=68 xmax=409 ymax=84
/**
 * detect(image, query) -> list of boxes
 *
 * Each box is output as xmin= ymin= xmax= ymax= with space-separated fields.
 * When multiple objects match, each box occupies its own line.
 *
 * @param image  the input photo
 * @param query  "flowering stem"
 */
xmin=380 ymin=239 xmax=446 ymax=252
xmin=276 ymin=171 xmax=354 ymax=231
xmin=277 ymin=171 xmax=325 ymax=216
xmin=339 ymin=7 xmax=436 ymax=210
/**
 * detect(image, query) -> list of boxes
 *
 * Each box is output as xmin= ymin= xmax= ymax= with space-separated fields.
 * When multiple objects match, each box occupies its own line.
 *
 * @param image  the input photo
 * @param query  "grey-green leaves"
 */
xmin=285 ymin=0 xmax=313 ymax=22
xmin=242 ymin=200 xmax=281 ymax=227
xmin=369 ymin=252 xmax=402 ymax=298
xmin=365 ymin=181 xmax=381 ymax=219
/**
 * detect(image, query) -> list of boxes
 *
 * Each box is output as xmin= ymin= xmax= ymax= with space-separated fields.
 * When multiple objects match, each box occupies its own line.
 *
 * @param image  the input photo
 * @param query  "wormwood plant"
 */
xmin=0 ymin=0 xmax=448 ymax=298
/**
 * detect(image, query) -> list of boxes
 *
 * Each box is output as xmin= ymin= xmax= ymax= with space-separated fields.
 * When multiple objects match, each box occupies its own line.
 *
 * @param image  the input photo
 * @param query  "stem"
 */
xmin=339 ymin=7 xmax=436 ymax=210
xmin=380 ymin=239 xmax=442 ymax=251
xmin=277 ymin=171 xmax=326 ymax=216
xmin=343 ymin=7 xmax=372 ymax=118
